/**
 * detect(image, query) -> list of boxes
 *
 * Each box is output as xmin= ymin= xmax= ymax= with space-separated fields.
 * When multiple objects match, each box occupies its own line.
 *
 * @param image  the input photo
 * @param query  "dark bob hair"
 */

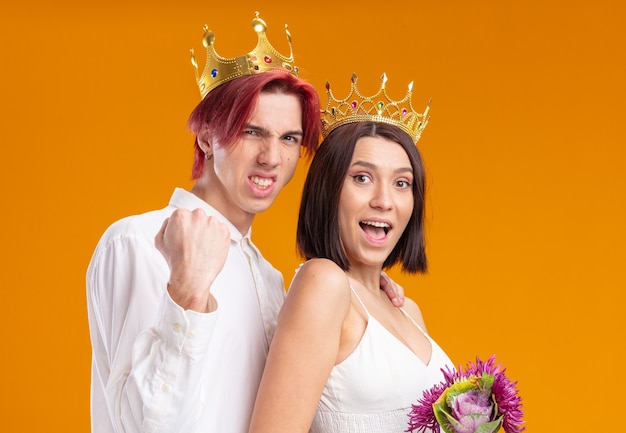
xmin=297 ymin=121 xmax=427 ymax=274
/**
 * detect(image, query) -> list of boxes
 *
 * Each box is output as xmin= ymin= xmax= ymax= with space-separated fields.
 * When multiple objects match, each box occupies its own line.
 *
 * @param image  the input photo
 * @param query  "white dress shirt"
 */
xmin=87 ymin=188 xmax=285 ymax=433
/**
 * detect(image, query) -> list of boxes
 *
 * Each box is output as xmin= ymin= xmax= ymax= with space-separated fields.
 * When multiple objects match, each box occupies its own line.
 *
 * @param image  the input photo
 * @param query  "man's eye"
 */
xmin=243 ymin=129 xmax=266 ymax=139
xmin=283 ymin=135 xmax=301 ymax=144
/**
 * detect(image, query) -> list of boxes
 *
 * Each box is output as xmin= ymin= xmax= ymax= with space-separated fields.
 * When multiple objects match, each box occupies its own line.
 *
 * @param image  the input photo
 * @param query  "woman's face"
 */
xmin=338 ymin=135 xmax=414 ymax=269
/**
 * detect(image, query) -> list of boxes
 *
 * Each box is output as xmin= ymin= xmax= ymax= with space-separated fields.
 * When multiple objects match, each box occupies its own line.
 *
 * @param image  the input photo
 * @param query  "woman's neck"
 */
xmin=345 ymin=265 xmax=384 ymax=295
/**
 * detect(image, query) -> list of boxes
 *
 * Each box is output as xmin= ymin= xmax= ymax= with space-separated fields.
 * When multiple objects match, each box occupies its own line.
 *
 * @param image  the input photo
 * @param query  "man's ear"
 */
xmin=197 ymin=127 xmax=213 ymax=159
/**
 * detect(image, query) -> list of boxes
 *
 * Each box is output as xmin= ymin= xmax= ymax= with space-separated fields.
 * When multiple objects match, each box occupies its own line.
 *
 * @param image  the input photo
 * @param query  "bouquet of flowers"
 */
xmin=407 ymin=355 xmax=524 ymax=433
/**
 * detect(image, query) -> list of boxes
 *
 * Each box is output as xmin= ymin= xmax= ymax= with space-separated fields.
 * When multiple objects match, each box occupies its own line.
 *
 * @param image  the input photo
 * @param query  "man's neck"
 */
xmin=190 ymin=181 xmax=255 ymax=236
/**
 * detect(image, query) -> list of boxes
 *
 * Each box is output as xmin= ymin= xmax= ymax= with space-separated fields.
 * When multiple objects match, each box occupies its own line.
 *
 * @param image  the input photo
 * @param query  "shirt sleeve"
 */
xmin=87 ymin=228 xmax=218 ymax=433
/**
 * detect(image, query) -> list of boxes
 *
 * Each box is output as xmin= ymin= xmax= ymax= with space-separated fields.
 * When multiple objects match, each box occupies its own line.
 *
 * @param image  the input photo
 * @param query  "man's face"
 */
xmin=209 ymin=91 xmax=303 ymax=231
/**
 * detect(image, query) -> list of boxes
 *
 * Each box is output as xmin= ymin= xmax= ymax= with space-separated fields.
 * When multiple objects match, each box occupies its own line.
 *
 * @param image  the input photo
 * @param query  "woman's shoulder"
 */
xmin=294 ymin=258 xmax=347 ymax=283
xmin=288 ymin=259 xmax=351 ymax=300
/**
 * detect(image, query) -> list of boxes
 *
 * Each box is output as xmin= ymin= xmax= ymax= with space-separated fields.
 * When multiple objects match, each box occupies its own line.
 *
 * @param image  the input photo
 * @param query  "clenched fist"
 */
xmin=155 ymin=208 xmax=230 ymax=312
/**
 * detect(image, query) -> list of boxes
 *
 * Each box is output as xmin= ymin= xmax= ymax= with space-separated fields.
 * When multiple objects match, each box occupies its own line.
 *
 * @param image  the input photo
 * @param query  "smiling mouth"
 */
xmin=250 ymin=176 xmax=274 ymax=190
xmin=359 ymin=220 xmax=390 ymax=238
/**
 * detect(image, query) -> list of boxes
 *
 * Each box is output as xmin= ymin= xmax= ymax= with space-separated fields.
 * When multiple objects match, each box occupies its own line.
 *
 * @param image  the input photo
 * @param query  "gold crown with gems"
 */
xmin=191 ymin=12 xmax=299 ymax=99
xmin=321 ymin=73 xmax=430 ymax=143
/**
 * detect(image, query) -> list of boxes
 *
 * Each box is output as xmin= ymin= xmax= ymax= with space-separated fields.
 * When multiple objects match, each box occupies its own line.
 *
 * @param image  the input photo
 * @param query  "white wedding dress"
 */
xmin=309 ymin=287 xmax=453 ymax=433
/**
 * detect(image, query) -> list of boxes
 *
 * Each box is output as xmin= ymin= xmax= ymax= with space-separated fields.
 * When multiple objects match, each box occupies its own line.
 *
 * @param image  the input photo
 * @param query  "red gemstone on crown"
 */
xmin=264 ymin=56 xmax=272 ymax=63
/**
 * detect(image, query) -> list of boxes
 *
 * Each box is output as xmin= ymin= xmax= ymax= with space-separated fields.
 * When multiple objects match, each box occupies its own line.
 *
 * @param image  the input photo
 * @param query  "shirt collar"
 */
xmin=169 ymin=188 xmax=251 ymax=243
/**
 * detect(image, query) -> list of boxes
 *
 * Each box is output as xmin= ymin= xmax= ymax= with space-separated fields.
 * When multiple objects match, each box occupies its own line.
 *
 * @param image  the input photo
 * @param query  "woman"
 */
xmin=249 ymin=82 xmax=453 ymax=432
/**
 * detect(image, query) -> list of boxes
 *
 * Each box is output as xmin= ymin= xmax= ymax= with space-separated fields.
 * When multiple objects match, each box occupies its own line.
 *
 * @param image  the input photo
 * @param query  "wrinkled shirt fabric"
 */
xmin=87 ymin=188 xmax=285 ymax=433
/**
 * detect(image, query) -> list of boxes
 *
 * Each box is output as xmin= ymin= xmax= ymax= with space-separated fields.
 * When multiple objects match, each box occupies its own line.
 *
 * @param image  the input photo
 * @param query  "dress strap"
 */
xmin=399 ymin=307 xmax=428 ymax=336
xmin=349 ymin=286 xmax=371 ymax=317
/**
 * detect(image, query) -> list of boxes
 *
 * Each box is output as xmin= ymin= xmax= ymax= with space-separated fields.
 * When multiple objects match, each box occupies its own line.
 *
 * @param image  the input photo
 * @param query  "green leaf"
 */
xmin=474 ymin=416 xmax=502 ymax=433
xmin=433 ymin=399 xmax=455 ymax=433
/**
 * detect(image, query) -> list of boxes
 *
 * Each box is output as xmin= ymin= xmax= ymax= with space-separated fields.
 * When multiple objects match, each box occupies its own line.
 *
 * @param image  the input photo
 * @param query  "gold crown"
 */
xmin=321 ymin=73 xmax=430 ymax=143
xmin=191 ymin=12 xmax=299 ymax=99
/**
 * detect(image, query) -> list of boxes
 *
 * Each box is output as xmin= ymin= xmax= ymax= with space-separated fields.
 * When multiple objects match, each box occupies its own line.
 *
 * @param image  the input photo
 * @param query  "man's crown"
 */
xmin=191 ymin=12 xmax=298 ymax=99
xmin=321 ymin=73 xmax=430 ymax=143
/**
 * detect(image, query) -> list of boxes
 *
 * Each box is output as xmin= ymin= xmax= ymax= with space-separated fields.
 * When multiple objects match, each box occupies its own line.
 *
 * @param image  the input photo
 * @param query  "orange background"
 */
xmin=1 ymin=1 xmax=625 ymax=431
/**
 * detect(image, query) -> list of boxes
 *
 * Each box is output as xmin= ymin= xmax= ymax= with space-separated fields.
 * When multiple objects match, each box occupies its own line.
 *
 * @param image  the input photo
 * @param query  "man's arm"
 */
xmin=87 ymin=210 xmax=229 ymax=433
xmin=155 ymin=208 xmax=230 ymax=313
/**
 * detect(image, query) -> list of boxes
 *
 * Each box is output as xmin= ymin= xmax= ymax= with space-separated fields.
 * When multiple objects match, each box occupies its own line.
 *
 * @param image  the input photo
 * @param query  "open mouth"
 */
xmin=359 ymin=220 xmax=391 ymax=239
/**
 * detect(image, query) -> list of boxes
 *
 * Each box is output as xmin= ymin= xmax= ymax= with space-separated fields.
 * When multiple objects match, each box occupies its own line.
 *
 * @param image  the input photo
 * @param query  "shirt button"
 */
xmin=173 ymin=323 xmax=182 ymax=333
xmin=161 ymin=383 xmax=170 ymax=393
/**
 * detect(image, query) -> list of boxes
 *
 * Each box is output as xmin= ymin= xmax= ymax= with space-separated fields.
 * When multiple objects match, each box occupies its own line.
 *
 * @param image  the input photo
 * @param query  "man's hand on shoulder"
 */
xmin=380 ymin=272 xmax=405 ymax=307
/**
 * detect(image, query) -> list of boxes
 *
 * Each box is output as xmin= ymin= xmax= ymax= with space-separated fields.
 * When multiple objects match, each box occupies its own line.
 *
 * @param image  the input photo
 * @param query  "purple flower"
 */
xmin=406 ymin=356 xmax=525 ymax=433
xmin=407 ymin=380 xmax=448 ymax=432
xmin=432 ymin=373 xmax=501 ymax=433
xmin=448 ymin=386 xmax=493 ymax=432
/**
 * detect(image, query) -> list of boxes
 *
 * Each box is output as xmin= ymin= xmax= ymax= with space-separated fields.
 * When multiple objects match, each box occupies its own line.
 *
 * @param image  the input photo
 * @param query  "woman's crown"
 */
xmin=191 ymin=12 xmax=298 ymax=99
xmin=321 ymin=73 xmax=430 ymax=143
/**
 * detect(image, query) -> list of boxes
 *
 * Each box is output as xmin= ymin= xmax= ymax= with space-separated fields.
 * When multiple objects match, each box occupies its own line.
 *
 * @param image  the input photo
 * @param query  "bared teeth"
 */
xmin=250 ymin=176 xmax=272 ymax=188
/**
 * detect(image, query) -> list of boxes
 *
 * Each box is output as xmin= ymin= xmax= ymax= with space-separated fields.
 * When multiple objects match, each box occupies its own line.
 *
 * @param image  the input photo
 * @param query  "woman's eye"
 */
xmin=352 ymin=174 xmax=371 ymax=184
xmin=397 ymin=180 xmax=412 ymax=188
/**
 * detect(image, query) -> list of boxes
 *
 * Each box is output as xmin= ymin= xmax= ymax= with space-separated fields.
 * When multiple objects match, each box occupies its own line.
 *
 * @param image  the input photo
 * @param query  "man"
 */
xmin=87 ymin=13 xmax=403 ymax=433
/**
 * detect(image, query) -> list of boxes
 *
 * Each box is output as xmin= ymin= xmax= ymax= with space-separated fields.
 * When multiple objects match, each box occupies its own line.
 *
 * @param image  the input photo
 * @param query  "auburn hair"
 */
xmin=188 ymin=72 xmax=320 ymax=179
